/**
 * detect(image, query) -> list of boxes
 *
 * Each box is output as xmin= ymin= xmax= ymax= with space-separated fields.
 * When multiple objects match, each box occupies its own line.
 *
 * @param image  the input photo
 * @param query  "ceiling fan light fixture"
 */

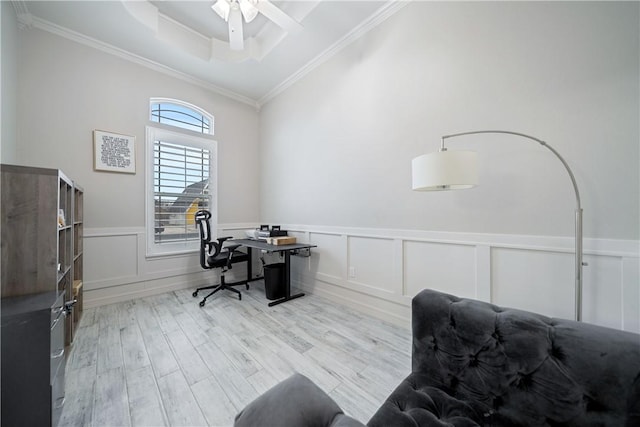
xmin=212 ymin=0 xmax=231 ymax=22
xmin=211 ymin=0 xmax=302 ymax=51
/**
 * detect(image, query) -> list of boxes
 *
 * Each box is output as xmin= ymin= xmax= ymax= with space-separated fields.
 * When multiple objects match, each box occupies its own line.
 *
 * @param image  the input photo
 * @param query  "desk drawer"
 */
xmin=49 ymin=294 xmax=66 ymax=384
xmin=51 ymin=355 xmax=66 ymax=427
xmin=50 ymin=311 xmax=65 ymax=382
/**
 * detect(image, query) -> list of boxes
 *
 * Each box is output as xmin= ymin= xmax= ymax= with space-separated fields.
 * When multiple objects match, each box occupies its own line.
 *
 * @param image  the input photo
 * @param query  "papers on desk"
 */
xmin=245 ymin=229 xmax=259 ymax=239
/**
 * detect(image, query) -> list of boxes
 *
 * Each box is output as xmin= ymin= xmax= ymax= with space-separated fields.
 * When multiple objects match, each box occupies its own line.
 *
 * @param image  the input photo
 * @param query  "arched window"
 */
xmin=150 ymin=98 xmax=214 ymax=134
xmin=146 ymin=98 xmax=217 ymax=256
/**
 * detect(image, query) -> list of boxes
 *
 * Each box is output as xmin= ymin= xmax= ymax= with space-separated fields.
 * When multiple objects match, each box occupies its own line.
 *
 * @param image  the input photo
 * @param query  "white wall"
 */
xmin=260 ymin=2 xmax=640 ymax=330
xmin=261 ymin=2 xmax=639 ymax=239
xmin=9 ymin=2 xmax=640 ymax=331
xmin=15 ymin=27 xmax=261 ymax=305
xmin=1 ymin=1 xmax=19 ymax=164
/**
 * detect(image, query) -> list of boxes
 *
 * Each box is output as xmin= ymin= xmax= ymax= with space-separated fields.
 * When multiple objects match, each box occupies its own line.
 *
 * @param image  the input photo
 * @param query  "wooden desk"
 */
xmin=233 ymin=239 xmax=316 ymax=307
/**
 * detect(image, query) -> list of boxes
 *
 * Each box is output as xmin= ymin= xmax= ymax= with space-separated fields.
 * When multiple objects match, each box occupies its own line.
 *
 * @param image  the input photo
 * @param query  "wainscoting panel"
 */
xmin=308 ymin=232 xmax=346 ymax=281
xmin=85 ymin=233 xmax=138 ymax=288
xmin=491 ymin=248 xmax=574 ymax=320
xmin=623 ymin=257 xmax=640 ymax=332
xmin=581 ymin=254 xmax=623 ymax=330
xmin=287 ymin=225 xmax=639 ymax=333
xmin=83 ymin=224 xmax=254 ymax=308
xmin=83 ymin=224 xmax=639 ymax=334
xmin=348 ymin=236 xmax=394 ymax=292
xmin=403 ymin=240 xmax=476 ymax=299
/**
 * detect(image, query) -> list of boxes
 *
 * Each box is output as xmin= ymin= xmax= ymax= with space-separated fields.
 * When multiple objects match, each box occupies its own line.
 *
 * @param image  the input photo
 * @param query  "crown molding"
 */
xmin=13 ymin=1 xmax=408 ymax=110
xmin=25 ymin=14 xmax=260 ymax=109
xmin=12 ymin=0 xmax=33 ymax=29
xmin=257 ymin=0 xmax=409 ymax=107
xmin=11 ymin=0 xmax=28 ymax=16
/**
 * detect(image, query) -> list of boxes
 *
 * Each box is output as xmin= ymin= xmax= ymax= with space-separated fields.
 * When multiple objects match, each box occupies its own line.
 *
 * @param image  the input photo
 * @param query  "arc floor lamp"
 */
xmin=412 ymin=130 xmax=584 ymax=321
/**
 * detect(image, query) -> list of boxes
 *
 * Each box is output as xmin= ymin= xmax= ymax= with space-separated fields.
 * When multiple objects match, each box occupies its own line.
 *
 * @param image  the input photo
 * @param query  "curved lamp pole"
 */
xmin=412 ymin=130 xmax=584 ymax=321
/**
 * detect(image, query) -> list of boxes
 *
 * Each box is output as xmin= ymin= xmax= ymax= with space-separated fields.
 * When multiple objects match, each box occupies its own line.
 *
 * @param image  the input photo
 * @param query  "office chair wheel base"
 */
xmin=192 ymin=291 xmax=199 ymax=298
xmin=199 ymin=300 xmax=206 ymax=307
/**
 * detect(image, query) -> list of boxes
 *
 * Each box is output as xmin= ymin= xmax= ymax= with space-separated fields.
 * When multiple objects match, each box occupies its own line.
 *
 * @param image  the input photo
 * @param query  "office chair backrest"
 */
xmin=195 ymin=210 xmax=212 ymax=243
xmin=194 ymin=210 xmax=221 ymax=269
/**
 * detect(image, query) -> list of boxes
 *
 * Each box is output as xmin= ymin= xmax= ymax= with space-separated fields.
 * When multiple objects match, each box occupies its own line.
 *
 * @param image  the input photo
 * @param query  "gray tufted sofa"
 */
xmin=235 ymin=289 xmax=640 ymax=427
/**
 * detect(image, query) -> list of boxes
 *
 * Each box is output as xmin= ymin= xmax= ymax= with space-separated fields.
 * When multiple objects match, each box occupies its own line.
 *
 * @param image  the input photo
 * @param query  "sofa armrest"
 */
xmin=234 ymin=373 xmax=365 ymax=427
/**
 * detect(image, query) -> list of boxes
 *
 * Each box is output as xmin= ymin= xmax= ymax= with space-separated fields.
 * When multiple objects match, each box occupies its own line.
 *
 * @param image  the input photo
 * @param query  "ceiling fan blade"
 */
xmin=211 ymin=0 xmax=230 ymax=21
xmin=228 ymin=6 xmax=244 ymax=50
xmin=238 ymin=0 xmax=259 ymax=23
xmin=254 ymin=0 xmax=303 ymax=33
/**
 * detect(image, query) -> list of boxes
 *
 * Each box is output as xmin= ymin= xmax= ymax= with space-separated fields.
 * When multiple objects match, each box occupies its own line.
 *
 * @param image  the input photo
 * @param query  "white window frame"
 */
xmin=145 ymin=125 xmax=218 ymax=257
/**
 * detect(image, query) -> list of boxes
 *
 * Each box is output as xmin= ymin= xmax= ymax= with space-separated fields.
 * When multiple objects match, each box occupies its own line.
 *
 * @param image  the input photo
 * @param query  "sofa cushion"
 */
xmin=234 ymin=373 xmax=365 ymax=427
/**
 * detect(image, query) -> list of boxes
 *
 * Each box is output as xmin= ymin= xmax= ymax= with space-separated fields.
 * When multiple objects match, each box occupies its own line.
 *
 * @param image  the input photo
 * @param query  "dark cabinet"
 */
xmin=1 ymin=291 xmax=66 ymax=426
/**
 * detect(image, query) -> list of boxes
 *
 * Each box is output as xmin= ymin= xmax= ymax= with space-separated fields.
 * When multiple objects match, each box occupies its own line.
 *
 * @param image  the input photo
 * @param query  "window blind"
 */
xmin=153 ymin=140 xmax=210 ymax=244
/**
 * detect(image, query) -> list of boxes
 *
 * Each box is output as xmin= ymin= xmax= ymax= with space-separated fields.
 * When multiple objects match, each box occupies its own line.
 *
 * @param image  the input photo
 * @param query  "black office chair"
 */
xmin=192 ymin=210 xmax=250 ymax=307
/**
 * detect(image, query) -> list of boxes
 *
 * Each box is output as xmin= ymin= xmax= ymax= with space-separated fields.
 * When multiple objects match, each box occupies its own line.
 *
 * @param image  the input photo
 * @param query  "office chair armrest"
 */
xmin=214 ymin=237 xmax=235 ymax=260
xmin=225 ymin=244 xmax=241 ymax=252
xmin=223 ymin=243 xmax=243 ymax=269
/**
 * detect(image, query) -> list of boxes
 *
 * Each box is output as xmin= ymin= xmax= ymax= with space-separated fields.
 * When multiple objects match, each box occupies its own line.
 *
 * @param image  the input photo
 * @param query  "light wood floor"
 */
xmin=60 ymin=283 xmax=411 ymax=426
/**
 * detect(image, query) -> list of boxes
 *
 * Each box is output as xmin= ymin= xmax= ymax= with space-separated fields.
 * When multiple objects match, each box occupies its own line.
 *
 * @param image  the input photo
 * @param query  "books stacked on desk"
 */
xmin=266 ymin=236 xmax=297 ymax=245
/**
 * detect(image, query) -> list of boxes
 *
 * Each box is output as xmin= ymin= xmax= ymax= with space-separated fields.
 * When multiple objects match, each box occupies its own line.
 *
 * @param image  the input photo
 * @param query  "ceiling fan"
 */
xmin=212 ymin=0 xmax=303 ymax=51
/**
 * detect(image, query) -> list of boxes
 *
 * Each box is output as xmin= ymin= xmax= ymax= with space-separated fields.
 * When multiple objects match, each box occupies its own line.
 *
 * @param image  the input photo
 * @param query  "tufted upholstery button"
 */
xmin=430 ymin=336 xmax=438 ymax=352
xmin=492 ymin=326 xmax=503 ymax=343
xmin=468 ymin=354 xmax=479 ymax=367
xmin=550 ymin=343 xmax=564 ymax=361
xmin=513 ymin=372 xmax=533 ymax=391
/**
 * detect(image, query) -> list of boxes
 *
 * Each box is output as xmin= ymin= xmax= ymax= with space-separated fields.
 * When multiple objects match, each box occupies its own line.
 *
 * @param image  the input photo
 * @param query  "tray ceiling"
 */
xmin=14 ymin=1 xmax=405 ymax=107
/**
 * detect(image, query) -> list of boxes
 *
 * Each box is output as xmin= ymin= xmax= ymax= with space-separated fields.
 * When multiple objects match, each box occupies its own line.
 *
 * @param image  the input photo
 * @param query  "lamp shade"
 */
xmin=412 ymin=150 xmax=478 ymax=191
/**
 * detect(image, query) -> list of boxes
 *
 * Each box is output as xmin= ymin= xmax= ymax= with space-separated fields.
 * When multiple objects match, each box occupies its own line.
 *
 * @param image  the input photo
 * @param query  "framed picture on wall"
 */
xmin=93 ymin=130 xmax=136 ymax=174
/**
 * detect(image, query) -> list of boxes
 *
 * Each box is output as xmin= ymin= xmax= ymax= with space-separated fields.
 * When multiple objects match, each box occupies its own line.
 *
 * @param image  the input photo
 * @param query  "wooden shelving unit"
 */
xmin=1 ymin=165 xmax=70 ymax=297
xmin=58 ymin=174 xmax=74 ymax=346
xmin=1 ymin=164 xmax=84 ymax=427
xmin=1 ymin=165 xmax=84 ymax=345
xmin=72 ymin=184 xmax=84 ymax=338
